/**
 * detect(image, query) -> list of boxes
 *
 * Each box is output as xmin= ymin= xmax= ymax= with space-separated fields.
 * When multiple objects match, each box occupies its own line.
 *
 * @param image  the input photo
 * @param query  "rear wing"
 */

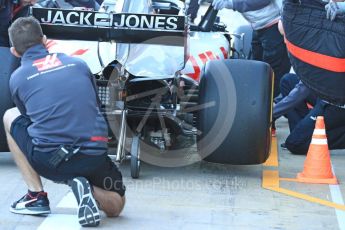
xmin=30 ymin=7 xmax=187 ymax=46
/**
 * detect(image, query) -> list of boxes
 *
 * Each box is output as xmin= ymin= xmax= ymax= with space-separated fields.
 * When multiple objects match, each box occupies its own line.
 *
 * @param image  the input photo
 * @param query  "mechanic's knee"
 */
xmin=279 ymin=73 xmax=297 ymax=96
xmin=285 ymin=139 xmax=308 ymax=155
xmin=280 ymin=73 xmax=296 ymax=87
xmin=109 ymin=196 xmax=126 ymax=217
xmin=104 ymin=209 xmax=121 ymax=217
xmin=105 ymin=208 xmax=120 ymax=217
xmin=3 ymin=108 xmax=20 ymax=133
xmin=104 ymin=196 xmax=126 ymax=217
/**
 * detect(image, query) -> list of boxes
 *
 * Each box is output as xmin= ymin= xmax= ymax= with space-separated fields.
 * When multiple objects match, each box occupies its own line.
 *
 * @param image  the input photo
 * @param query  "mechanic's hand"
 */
xmin=212 ymin=0 xmax=233 ymax=11
xmin=325 ymin=1 xmax=345 ymax=21
xmin=73 ymin=7 xmax=93 ymax=11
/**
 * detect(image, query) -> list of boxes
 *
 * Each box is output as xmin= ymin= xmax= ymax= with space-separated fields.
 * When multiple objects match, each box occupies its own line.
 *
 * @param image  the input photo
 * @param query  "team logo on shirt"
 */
xmin=32 ymin=54 xmax=63 ymax=72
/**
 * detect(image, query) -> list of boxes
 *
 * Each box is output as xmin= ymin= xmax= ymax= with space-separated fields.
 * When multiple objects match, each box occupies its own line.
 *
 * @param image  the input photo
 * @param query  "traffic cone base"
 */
xmin=296 ymin=116 xmax=339 ymax=185
xmin=297 ymin=172 xmax=338 ymax=184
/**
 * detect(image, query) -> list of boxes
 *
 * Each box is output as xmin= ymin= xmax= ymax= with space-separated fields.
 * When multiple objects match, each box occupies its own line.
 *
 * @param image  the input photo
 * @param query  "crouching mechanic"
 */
xmin=274 ymin=74 xmax=345 ymax=155
xmin=3 ymin=17 xmax=125 ymax=227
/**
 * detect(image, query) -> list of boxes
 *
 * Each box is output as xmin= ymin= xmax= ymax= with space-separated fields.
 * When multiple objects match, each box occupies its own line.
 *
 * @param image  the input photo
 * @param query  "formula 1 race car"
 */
xmin=0 ymin=0 xmax=273 ymax=178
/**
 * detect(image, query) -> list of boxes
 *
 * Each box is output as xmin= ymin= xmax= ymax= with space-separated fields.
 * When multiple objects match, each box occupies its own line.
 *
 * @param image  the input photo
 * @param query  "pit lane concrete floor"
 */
xmin=1 ymin=118 xmax=345 ymax=230
xmin=2 ymin=2 xmax=344 ymax=229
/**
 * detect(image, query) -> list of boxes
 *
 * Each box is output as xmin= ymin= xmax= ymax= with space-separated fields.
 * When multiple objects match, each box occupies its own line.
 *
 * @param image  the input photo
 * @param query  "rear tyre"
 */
xmin=0 ymin=48 xmax=19 ymax=152
xmin=197 ymin=59 xmax=273 ymax=164
xmin=130 ymin=135 xmax=141 ymax=179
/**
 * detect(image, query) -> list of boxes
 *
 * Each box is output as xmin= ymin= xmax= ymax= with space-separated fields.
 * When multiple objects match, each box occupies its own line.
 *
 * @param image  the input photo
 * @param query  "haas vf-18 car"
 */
xmin=0 ymin=0 xmax=273 ymax=178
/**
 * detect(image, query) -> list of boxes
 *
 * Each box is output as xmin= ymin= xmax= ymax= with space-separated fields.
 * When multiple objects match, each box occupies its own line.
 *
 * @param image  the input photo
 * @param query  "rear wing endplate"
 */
xmin=30 ymin=7 xmax=187 ymax=46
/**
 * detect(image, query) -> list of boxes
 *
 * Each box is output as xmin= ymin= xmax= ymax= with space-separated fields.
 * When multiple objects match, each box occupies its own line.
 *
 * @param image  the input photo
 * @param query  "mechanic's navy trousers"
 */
xmin=285 ymin=100 xmax=345 ymax=155
xmin=187 ymin=0 xmax=200 ymax=22
xmin=252 ymin=23 xmax=291 ymax=98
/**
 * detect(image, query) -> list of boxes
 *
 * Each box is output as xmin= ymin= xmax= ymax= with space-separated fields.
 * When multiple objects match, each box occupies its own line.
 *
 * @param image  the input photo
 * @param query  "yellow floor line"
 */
xmin=262 ymin=136 xmax=345 ymax=211
xmin=262 ymin=170 xmax=280 ymax=188
xmin=263 ymin=170 xmax=345 ymax=211
xmin=279 ymin=178 xmax=300 ymax=182
xmin=272 ymin=187 xmax=345 ymax=211
xmin=263 ymin=137 xmax=278 ymax=167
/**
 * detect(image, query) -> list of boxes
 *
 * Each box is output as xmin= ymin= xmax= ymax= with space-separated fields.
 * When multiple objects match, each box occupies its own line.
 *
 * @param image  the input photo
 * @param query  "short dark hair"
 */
xmin=8 ymin=17 xmax=44 ymax=55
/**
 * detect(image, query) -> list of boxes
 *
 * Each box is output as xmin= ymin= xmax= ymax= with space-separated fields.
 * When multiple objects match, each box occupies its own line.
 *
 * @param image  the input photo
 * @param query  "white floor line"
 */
xmin=330 ymin=167 xmax=345 ymax=230
xmin=37 ymin=214 xmax=81 ymax=230
xmin=56 ymin=192 xmax=78 ymax=209
xmin=37 ymin=192 xmax=80 ymax=230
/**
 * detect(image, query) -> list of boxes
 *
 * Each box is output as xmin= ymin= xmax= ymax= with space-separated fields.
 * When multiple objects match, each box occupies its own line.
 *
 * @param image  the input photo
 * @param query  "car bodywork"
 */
xmin=32 ymin=1 xmax=230 ymax=137
xmin=43 ymin=0 xmax=230 ymax=82
xmin=29 ymin=0 xmax=272 ymax=178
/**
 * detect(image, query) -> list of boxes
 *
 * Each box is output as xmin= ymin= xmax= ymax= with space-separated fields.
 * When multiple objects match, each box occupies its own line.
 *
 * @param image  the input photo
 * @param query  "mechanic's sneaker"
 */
xmin=281 ymin=143 xmax=288 ymax=150
xmin=272 ymin=128 xmax=276 ymax=137
xmin=10 ymin=192 xmax=50 ymax=215
xmin=69 ymin=177 xmax=100 ymax=227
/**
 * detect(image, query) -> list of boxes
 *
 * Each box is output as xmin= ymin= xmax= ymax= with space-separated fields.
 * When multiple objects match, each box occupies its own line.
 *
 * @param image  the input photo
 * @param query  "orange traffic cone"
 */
xmin=296 ymin=116 xmax=338 ymax=184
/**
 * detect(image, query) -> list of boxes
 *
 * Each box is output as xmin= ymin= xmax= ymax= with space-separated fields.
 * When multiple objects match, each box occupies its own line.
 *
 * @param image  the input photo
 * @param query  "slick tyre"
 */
xmin=197 ymin=59 xmax=273 ymax=164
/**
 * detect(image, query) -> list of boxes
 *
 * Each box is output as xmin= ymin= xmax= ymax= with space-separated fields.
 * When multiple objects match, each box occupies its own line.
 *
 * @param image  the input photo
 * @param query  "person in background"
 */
xmin=212 ymin=0 xmax=291 ymax=98
xmin=187 ymin=0 xmax=201 ymax=23
xmin=65 ymin=0 xmax=100 ymax=10
xmin=0 ymin=0 xmax=13 ymax=47
xmin=273 ymin=73 xmax=317 ymax=133
xmin=273 ymin=73 xmax=319 ymax=153
xmin=0 ymin=0 xmax=35 ymax=152
xmin=325 ymin=0 xmax=345 ymax=21
xmin=272 ymin=0 xmax=345 ymax=155
xmin=1 ymin=0 xmax=36 ymax=47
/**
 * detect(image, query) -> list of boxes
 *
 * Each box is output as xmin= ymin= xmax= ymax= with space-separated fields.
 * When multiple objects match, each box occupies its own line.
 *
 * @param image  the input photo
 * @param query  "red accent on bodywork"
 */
xmin=187 ymin=56 xmax=201 ymax=81
xmin=198 ymin=53 xmax=208 ymax=65
xmin=220 ymin=47 xmax=228 ymax=59
xmin=186 ymin=49 xmax=226 ymax=82
xmin=70 ymin=49 xmax=89 ymax=56
xmin=206 ymin=51 xmax=217 ymax=60
xmin=46 ymin=40 xmax=58 ymax=50
xmin=90 ymin=136 xmax=108 ymax=142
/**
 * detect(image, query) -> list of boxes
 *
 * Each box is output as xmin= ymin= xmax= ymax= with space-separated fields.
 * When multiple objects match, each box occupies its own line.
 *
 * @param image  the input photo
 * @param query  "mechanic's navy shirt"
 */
xmin=0 ymin=0 xmax=12 ymax=47
xmin=273 ymin=81 xmax=312 ymax=119
xmin=10 ymin=44 xmax=108 ymax=154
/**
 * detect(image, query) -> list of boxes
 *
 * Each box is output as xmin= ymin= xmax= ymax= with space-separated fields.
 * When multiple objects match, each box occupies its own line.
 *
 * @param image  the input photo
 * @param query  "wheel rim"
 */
xmin=137 ymin=146 xmax=141 ymax=168
xmin=131 ymin=135 xmax=141 ymax=178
